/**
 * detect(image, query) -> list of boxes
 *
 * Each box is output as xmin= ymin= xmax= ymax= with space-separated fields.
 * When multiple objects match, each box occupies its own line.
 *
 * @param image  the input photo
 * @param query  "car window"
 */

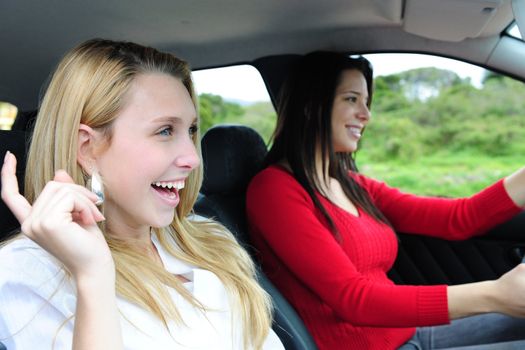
xmin=193 ymin=65 xmax=275 ymax=145
xmin=193 ymin=55 xmax=525 ymax=199
xmin=359 ymin=53 xmax=525 ymax=198
xmin=0 ymin=102 xmax=17 ymax=130
xmin=507 ymin=22 xmax=523 ymax=40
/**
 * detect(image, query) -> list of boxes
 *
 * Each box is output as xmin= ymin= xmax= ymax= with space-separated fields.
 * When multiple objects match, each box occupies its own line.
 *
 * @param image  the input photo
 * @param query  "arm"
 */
xmin=356 ymin=174 xmax=521 ymax=240
xmin=1 ymin=152 xmax=123 ymax=349
xmin=448 ymin=263 xmax=525 ymax=319
xmin=73 ymin=273 xmax=121 ymax=350
xmin=504 ymin=166 xmax=525 ymax=207
xmin=360 ymin=173 xmax=525 ymax=319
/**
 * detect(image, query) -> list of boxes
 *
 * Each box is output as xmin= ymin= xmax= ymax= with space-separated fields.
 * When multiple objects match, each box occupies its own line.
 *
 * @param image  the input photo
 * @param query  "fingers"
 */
xmin=53 ymin=169 xmax=101 ymax=204
xmin=54 ymin=169 xmax=75 ymax=184
xmin=53 ymin=170 xmax=104 ymax=220
xmin=23 ymin=182 xmax=105 ymax=240
xmin=31 ymin=180 xmax=105 ymax=225
xmin=1 ymin=151 xmax=32 ymax=223
xmin=2 ymin=151 xmax=105 ymax=238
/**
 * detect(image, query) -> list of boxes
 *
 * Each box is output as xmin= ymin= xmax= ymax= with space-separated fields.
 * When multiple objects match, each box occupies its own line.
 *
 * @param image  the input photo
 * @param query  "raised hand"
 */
xmin=1 ymin=151 xmax=113 ymax=281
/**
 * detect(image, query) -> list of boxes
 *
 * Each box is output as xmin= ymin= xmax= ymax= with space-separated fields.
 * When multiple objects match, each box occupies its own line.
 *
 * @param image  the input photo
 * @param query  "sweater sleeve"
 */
xmin=246 ymin=168 xmax=449 ymax=327
xmin=356 ymin=174 xmax=521 ymax=240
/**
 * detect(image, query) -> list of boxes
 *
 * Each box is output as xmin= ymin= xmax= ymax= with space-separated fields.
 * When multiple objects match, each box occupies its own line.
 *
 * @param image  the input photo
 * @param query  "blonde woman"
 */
xmin=0 ymin=39 xmax=283 ymax=350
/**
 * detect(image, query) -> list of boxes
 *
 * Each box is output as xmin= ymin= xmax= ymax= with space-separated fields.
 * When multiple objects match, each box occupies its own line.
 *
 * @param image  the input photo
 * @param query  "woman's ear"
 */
xmin=77 ymin=123 xmax=97 ymax=174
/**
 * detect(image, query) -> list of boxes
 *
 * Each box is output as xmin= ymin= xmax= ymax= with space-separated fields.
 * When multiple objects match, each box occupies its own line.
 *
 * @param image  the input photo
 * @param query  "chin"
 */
xmin=335 ymin=145 xmax=358 ymax=153
xmin=150 ymin=213 xmax=176 ymax=228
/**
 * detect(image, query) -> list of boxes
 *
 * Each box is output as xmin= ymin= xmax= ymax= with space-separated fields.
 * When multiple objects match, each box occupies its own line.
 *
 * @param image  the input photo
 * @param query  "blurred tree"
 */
xmin=397 ymin=67 xmax=465 ymax=101
xmin=362 ymin=67 xmax=525 ymax=161
xmin=198 ymin=93 xmax=243 ymax=134
xmin=198 ymin=93 xmax=276 ymax=145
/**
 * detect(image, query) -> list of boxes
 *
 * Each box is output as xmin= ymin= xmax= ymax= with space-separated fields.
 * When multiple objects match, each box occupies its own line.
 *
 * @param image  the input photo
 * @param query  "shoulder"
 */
xmin=248 ymin=165 xmax=303 ymax=194
xmin=247 ymin=165 xmax=312 ymax=208
xmin=247 ymin=165 xmax=316 ymax=216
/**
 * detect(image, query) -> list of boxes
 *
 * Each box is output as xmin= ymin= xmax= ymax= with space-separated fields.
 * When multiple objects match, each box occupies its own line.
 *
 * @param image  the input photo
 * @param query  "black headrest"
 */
xmin=201 ymin=125 xmax=267 ymax=196
xmin=11 ymin=109 xmax=38 ymax=131
xmin=0 ymin=130 xmax=28 ymax=239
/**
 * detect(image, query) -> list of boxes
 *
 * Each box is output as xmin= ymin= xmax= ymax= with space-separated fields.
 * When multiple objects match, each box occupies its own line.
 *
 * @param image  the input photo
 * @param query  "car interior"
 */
xmin=2 ymin=1 xmax=525 ymax=349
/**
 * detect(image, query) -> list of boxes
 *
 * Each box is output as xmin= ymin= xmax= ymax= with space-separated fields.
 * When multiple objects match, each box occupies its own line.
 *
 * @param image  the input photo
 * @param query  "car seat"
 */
xmin=10 ymin=109 xmax=38 ymax=132
xmin=0 ymin=130 xmax=28 ymax=241
xmin=194 ymin=124 xmax=319 ymax=350
xmin=0 ymin=130 xmax=28 ymax=350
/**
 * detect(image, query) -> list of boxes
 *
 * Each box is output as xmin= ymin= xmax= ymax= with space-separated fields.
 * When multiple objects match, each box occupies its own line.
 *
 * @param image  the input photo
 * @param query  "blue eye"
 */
xmin=189 ymin=124 xmax=199 ymax=136
xmin=158 ymin=126 xmax=173 ymax=136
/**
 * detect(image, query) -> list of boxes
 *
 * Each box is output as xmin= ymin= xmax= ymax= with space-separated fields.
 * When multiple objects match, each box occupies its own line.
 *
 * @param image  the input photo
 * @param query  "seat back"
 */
xmin=0 ymin=130 xmax=28 ymax=241
xmin=194 ymin=124 xmax=319 ymax=350
xmin=11 ymin=109 xmax=37 ymax=132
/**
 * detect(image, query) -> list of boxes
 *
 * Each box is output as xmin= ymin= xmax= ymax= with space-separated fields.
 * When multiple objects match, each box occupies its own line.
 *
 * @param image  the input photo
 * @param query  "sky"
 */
xmin=192 ymin=53 xmax=487 ymax=103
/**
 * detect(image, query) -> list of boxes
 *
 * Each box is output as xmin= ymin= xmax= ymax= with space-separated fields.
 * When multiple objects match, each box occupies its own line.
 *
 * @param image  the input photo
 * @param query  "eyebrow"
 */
xmin=337 ymin=89 xmax=363 ymax=95
xmin=152 ymin=116 xmax=198 ymax=124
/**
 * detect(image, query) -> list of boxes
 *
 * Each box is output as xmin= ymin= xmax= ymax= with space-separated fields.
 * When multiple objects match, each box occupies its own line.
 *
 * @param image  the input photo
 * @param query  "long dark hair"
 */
xmin=266 ymin=51 xmax=390 ymax=239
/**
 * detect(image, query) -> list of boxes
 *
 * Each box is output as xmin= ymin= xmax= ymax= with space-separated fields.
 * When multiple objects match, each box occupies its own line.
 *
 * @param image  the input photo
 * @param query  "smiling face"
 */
xmin=95 ymin=73 xmax=200 ymax=235
xmin=331 ymin=69 xmax=371 ymax=153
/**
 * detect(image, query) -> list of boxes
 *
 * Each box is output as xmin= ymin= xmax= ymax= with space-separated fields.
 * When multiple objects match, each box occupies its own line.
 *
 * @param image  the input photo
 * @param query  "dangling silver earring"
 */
xmin=88 ymin=169 xmax=105 ymax=205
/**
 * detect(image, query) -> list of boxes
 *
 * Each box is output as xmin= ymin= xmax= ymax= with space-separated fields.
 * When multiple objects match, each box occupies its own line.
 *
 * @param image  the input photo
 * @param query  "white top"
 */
xmin=0 ymin=236 xmax=284 ymax=350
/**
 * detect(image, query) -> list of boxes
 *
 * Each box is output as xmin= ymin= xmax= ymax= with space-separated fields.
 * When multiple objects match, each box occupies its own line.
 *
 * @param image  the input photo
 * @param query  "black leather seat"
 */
xmin=10 ymin=109 xmax=37 ymax=132
xmin=0 ymin=130 xmax=27 ymax=350
xmin=0 ymin=130 xmax=28 ymax=241
xmin=194 ymin=124 xmax=319 ymax=350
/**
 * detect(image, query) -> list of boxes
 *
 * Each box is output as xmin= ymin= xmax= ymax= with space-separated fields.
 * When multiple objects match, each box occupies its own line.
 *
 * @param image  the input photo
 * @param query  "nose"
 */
xmin=174 ymin=137 xmax=201 ymax=170
xmin=357 ymin=103 xmax=371 ymax=123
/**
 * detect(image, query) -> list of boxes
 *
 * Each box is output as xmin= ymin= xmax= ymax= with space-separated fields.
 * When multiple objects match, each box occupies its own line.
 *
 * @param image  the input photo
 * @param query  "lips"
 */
xmin=151 ymin=179 xmax=185 ymax=207
xmin=151 ymin=180 xmax=185 ymax=190
xmin=346 ymin=125 xmax=363 ymax=138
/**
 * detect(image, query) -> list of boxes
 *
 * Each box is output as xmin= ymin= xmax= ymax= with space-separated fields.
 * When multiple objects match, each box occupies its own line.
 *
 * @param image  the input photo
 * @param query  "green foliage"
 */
xmin=198 ymin=93 xmax=244 ymax=134
xmin=357 ymin=152 xmax=515 ymax=197
xmin=361 ymin=117 xmax=426 ymax=161
xmin=198 ymin=93 xmax=276 ymax=145
xmin=373 ymin=75 xmax=411 ymax=112
xmin=359 ymin=67 xmax=525 ymax=196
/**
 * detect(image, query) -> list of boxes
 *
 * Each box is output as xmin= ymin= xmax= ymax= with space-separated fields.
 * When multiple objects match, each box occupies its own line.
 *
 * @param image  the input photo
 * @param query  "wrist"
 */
xmin=447 ymin=280 xmax=496 ymax=319
xmin=478 ymin=280 xmax=499 ymax=314
xmin=74 ymin=265 xmax=116 ymax=295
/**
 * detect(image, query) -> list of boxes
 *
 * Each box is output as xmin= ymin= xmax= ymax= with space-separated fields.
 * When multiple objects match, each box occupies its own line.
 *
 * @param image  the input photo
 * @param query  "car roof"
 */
xmin=1 ymin=0 xmax=523 ymax=110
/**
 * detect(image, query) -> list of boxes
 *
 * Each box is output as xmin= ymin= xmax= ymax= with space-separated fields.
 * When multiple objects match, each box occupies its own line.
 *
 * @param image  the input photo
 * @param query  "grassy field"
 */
xmin=357 ymin=152 xmax=522 ymax=197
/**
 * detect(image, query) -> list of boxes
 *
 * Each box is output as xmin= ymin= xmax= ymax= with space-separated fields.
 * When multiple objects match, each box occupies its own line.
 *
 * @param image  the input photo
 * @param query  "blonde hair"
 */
xmin=24 ymin=39 xmax=272 ymax=349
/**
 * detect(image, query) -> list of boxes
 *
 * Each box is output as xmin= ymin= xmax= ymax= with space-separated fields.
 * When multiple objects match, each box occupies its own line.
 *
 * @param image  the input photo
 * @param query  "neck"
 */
xmin=314 ymin=144 xmax=330 ymax=189
xmin=105 ymin=222 xmax=164 ymax=266
xmin=105 ymin=220 xmax=152 ymax=245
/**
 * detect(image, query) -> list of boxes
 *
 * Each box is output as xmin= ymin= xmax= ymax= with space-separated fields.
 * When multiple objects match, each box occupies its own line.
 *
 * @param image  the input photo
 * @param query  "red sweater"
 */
xmin=246 ymin=165 xmax=521 ymax=350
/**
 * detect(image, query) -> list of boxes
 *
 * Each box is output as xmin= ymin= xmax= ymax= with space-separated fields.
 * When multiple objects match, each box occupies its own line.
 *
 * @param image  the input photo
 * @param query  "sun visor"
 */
xmin=403 ymin=0 xmax=503 ymax=42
